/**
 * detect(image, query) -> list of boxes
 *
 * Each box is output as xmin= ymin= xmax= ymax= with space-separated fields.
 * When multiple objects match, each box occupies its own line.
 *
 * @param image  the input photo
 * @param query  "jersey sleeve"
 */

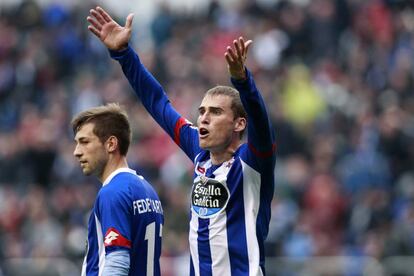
xmin=95 ymin=187 xmax=133 ymax=254
xmin=102 ymin=251 xmax=130 ymax=276
xmin=110 ymin=46 xmax=200 ymax=161
xmin=231 ymin=69 xmax=276 ymax=163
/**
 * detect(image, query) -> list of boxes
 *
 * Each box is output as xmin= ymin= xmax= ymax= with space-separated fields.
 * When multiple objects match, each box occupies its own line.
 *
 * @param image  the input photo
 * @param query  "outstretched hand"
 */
xmin=87 ymin=6 xmax=134 ymax=51
xmin=225 ymin=37 xmax=253 ymax=81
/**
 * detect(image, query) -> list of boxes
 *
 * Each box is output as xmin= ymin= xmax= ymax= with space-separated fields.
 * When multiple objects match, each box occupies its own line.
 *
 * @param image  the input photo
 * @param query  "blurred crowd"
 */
xmin=0 ymin=0 xmax=414 ymax=273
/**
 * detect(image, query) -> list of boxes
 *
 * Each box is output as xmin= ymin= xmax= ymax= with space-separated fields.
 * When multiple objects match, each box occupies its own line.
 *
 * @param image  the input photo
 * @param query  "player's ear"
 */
xmin=106 ymin=136 xmax=119 ymax=153
xmin=234 ymin=117 xmax=246 ymax=133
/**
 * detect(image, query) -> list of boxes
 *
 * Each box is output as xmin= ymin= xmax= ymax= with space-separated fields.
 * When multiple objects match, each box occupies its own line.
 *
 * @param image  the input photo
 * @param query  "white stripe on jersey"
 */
xmin=209 ymin=211 xmax=231 ymax=276
xmin=241 ymin=160 xmax=264 ymax=276
xmin=95 ymin=214 xmax=106 ymax=276
xmin=189 ymin=210 xmax=200 ymax=276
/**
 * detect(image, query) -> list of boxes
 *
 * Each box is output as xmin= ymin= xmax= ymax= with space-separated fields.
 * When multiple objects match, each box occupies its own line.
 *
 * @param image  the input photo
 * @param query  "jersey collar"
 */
xmin=102 ymin=167 xmax=137 ymax=186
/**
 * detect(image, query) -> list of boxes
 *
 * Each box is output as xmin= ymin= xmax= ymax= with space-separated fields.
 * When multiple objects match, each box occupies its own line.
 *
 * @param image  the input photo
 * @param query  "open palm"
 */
xmin=87 ymin=6 xmax=133 ymax=51
xmin=225 ymin=37 xmax=252 ymax=80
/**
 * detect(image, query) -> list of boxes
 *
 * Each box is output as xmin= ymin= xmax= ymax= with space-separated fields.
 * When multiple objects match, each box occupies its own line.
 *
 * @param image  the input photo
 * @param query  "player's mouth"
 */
xmin=79 ymin=160 xmax=88 ymax=167
xmin=199 ymin=127 xmax=209 ymax=139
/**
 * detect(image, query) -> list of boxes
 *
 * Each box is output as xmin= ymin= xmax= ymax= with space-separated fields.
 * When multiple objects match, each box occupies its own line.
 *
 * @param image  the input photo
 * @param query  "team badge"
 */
xmin=191 ymin=176 xmax=230 ymax=218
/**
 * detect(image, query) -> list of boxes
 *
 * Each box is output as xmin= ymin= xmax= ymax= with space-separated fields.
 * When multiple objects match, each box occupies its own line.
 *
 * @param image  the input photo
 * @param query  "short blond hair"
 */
xmin=205 ymin=86 xmax=247 ymax=137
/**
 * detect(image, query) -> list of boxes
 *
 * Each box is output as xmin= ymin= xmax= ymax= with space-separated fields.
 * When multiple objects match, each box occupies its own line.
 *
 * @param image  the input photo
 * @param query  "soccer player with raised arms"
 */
xmin=87 ymin=6 xmax=276 ymax=275
xmin=72 ymin=103 xmax=163 ymax=276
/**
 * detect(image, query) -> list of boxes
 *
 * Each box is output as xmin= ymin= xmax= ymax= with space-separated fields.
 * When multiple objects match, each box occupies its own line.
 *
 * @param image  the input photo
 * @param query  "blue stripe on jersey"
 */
xmin=190 ymin=256 xmax=195 ymax=276
xmin=225 ymin=160 xmax=249 ymax=275
xmin=198 ymin=218 xmax=212 ymax=275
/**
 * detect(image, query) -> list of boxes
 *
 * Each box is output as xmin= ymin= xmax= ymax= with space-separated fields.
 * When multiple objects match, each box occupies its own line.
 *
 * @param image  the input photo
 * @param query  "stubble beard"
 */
xmin=81 ymin=159 xmax=106 ymax=179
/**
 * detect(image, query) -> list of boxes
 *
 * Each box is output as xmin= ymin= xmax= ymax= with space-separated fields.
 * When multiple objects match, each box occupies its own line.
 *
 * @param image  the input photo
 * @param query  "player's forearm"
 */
xmin=231 ymin=69 xmax=276 ymax=154
xmin=109 ymin=46 xmax=187 ymax=143
xmin=110 ymin=46 xmax=169 ymax=115
xmin=102 ymin=250 xmax=130 ymax=276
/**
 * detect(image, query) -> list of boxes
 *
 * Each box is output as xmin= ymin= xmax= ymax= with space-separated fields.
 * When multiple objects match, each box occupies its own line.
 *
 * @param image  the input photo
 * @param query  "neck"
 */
xmin=210 ymin=140 xmax=242 ymax=165
xmin=99 ymin=155 xmax=129 ymax=183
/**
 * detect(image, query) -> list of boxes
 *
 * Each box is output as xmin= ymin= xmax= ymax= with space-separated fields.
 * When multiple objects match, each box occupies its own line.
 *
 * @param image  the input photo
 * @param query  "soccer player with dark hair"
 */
xmin=87 ymin=6 xmax=276 ymax=275
xmin=72 ymin=103 xmax=163 ymax=276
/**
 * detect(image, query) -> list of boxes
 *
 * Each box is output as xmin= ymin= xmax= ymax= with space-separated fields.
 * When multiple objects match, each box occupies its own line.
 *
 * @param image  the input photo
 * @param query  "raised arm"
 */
xmin=86 ymin=6 xmax=200 ymax=161
xmin=226 ymin=37 xmax=276 ymax=160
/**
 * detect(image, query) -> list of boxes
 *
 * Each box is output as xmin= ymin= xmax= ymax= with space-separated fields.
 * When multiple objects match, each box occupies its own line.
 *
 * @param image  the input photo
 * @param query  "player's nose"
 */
xmin=73 ymin=144 xmax=82 ymax=158
xmin=199 ymin=112 xmax=210 ymax=124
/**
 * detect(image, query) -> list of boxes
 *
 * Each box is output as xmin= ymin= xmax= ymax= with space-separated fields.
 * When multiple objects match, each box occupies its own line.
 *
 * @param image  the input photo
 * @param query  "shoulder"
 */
xmin=99 ymin=172 xmax=140 ymax=199
xmin=238 ymin=143 xmax=275 ymax=171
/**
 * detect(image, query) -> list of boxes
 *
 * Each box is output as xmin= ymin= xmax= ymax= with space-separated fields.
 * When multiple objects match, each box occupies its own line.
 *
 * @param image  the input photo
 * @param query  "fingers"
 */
xmin=226 ymin=46 xmax=237 ymax=63
xmin=96 ymin=6 xmax=113 ymax=23
xmin=225 ymin=51 xmax=234 ymax=64
xmin=125 ymin=13 xmax=134 ymax=29
xmin=88 ymin=7 xmax=133 ymax=30
xmin=87 ymin=7 xmax=107 ymax=36
xmin=244 ymin=39 xmax=253 ymax=54
xmin=90 ymin=9 xmax=106 ymax=25
xmin=88 ymin=25 xmax=101 ymax=38
xmin=234 ymin=39 xmax=243 ymax=59
xmin=226 ymin=36 xmax=253 ymax=62
xmin=87 ymin=15 xmax=102 ymax=32
xmin=239 ymin=37 xmax=245 ymax=53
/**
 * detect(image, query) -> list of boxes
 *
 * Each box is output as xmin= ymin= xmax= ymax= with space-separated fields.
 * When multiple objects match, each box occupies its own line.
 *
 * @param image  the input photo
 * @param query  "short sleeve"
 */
xmin=96 ymin=187 xmax=132 ymax=254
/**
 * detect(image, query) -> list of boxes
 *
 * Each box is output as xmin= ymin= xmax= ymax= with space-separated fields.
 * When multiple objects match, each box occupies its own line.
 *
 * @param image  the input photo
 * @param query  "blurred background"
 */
xmin=0 ymin=0 xmax=414 ymax=275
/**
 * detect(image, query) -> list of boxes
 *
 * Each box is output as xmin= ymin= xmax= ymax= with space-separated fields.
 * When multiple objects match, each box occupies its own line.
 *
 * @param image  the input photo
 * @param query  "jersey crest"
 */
xmin=191 ymin=175 xmax=230 ymax=218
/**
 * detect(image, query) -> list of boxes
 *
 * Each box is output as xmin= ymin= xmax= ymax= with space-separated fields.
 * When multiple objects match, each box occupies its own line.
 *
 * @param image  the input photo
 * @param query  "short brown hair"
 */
xmin=71 ymin=103 xmax=131 ymax=156
xmin=205 ymin=86 xmax=247 ymax=137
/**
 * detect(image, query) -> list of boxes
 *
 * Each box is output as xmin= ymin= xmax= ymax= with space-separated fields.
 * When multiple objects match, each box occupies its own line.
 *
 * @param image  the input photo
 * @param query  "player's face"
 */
xmin=197 ymin=94 xmax=241 ymax=152
xmin=73 ymin=123 xmax=108 ymax=177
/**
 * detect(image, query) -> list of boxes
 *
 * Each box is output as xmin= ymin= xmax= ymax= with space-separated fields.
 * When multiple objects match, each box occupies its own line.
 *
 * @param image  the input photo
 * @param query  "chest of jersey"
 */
xmin=191 ymin=157 xmax=236 ymax=218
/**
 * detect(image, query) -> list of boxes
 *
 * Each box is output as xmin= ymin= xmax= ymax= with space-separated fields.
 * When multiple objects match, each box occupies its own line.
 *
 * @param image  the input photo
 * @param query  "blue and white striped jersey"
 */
xmin=111 ymin=46 xmax=276 ymax=275
xmin=82 ymin=168 xmax=164 ymax=276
